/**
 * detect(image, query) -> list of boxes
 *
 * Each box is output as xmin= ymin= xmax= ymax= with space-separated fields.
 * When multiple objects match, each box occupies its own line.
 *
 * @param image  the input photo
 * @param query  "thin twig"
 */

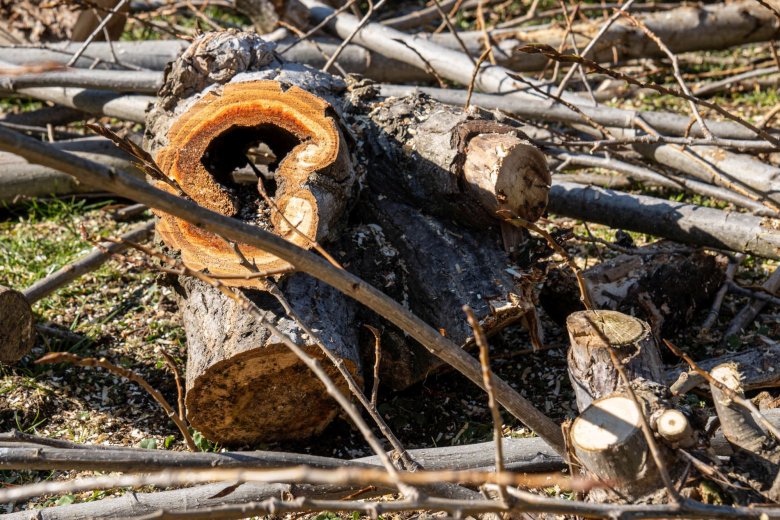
xmin=159 ymin=348 xmax=186 ymax=423
xmin=323 ymin=0 xmax=388 ymax=72
xmin=66 ymin=0 xmax=132 ymax=67
xmin=35 ymin=352 xmax=197 ymax=452
xmin=465 ymin=46 xmax=493 ymax=110
xmin=464 ymin=305 xmax=507 ymax=504
xmin=364 ymin=324 xmax=382 ymax=409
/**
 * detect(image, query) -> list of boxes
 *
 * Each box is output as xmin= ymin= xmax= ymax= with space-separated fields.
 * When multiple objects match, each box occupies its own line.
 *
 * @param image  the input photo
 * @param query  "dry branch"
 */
xmin=548 ymin=182 xmax=780 ymax=260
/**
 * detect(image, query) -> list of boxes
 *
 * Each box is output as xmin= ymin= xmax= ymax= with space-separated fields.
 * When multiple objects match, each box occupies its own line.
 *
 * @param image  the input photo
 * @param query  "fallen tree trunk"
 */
xmin=145 ymin=32 xmax=360 ymax=444
xmin=548 ymin=182 xmax=780 ymax=260
xmin=342 ymin=196 xmax=531 ymax=391
xmin=0 ymin=286 xmax=34 ymax=364
xmin=0 ymin=137 xmax=141 ymax=202
xmin=0 ymin=87 xmax=152 ymax=123
xmin=428 ymin=0 xmax=780 ymax=71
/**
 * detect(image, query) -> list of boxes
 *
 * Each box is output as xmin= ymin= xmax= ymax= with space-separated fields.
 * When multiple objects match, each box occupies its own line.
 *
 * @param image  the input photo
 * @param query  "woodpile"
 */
xmin=3 ymin=0 xmax=780 ymax=518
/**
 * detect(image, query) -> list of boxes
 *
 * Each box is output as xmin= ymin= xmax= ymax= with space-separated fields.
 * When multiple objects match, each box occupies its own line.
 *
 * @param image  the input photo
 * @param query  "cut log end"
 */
xmin=655 ymin=409 xmax=694 ymax=447
xmin=0 ymin=286 xmax=34 ymax=364
xmin=566 ymin=309 xmax=649 ymax=349
xmin=571 ymin=395 xmax=656 ymax=491
xmin=155 ymin=80 xmax=351 ymax=287
xmin=463 ymin=133 xmax=551 ymax=222
xmin=186 ymin=344 xmax=358 ymax=445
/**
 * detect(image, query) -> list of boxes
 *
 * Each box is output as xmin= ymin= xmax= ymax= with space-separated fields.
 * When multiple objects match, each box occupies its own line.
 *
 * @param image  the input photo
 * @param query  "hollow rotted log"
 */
xmin=541 ymin=243 xmax=726 ymax=337
xmin=341 ymin=195 xmax=534 ymax=391
xmin=566 ymin=310 xmax=664 ymax=411
xmin=145 ymin=31 xmax=360 ymax=443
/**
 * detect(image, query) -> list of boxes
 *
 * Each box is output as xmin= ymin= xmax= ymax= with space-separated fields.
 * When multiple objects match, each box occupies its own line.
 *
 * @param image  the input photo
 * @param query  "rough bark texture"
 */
xmin=356 ymin=92 xmax=550 ymax=230
xmin=710 ymin=364 xmax=780 ymax=501
xmin=176 ymin=275 xmax=360 ymax=444
xmin=339 ymin=195 xmax=532 ymax=390
xmin=567 ymin=310 xmax=664 ymax=411
xmin=148 ymin=31 xmax=356 ymax=286
xmin=0 ymin=285 xmax=34 ymax=363
xmin=540 ymin=242 xmax=727 ymax=337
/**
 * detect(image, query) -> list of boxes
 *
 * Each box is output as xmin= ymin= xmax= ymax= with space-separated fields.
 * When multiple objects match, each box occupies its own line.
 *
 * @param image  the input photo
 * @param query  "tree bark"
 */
xmin=341 ymin=195 xmax=532 ymax=391
xmin=147 ymin=31 xmax=355 ymax=285
xmin=0 ymin=285 xmax=34 ymax=363
xmin=566 ymin=310 xmax=664 ymax=411
xmin=176 ymin=275 xmax=360 ymax=444
xmin=668 ymin=342 xmax=780 ymax=395
xmin=548 ymin=182 xmax=780 ymax=260
xmin=428 ymin=0 xmax=780 ymax=71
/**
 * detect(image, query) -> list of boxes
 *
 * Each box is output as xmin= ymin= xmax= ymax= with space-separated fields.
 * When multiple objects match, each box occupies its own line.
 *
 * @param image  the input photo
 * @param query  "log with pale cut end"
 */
xmin=570 ymin=395 xmax=658 ymax=493
xmin=154 ymin=79 xmax=353 ymax=287
xmin=178 ymin=275 xmax=360 ymax=444
xmin=0 ymin=285 xmax=34 ymax=363
xmin=654 ymin=409 xmax=695 ymax=448
xmin=710 ymin=363 xmax=780 ymax=500
xmin=567 ymin=310 xmax=664 ymax=411
xmin=359 ymin=94 xmax=550 ymax=232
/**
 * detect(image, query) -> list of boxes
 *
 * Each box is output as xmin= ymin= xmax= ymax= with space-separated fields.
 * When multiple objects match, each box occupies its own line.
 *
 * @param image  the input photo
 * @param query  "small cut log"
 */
xmin=566 ymin=310 xmax=664 ymax=411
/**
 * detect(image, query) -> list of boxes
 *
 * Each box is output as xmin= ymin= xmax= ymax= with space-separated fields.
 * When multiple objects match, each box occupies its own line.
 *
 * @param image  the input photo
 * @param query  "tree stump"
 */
xmin=0 ymin=285 xmax=34 ymax=363
xmin=566 ymin=310 xmax=664 ymax=411
xmin=570 ymin=395 xmax=659 ymax=495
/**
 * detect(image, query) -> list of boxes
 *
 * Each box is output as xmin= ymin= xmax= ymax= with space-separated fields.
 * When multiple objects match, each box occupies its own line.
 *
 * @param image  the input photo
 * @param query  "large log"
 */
xmin=341 ymin=195 xmax=532 ymax=391
xmin=148 ymin=32 xmax=355 ymax=285
xmin=176 ymin=275 xmax=360 ymax=444
xmin=145 ymin=31 xmax=361 ymax=444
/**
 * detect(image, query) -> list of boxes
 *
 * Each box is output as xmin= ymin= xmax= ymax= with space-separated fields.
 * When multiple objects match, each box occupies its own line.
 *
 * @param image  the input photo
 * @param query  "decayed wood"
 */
xmin=0 ymin=285 xmax=34 ymax=363
xmin=566 ymin=310 xmax=664 ymax=411
xmin=148 ymin=32 xmax=354 ymax=286
xmin=541 ymin=243 xmax=726 ymax=337
xmin=360 ymin=93 xmax=550 ymax=229
xmin=548 ymin=182 xmax=780 ymax=260
xmin=342 ymin=195 xmax=532 ymax=391
xmin=668 ymin=342 xmax=780 ymax=395
xmin=177 ymin=275 xmax=360 ymax=444
xmin=570 ymin=395 xmax=659 ymax=495
xmin=710 ymin=364 xmax=780 ymax=501
xmin=0 ymin=61 xmax=568 ymax=455
xmin=0 ymin=137 xmax=141 ymax=202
